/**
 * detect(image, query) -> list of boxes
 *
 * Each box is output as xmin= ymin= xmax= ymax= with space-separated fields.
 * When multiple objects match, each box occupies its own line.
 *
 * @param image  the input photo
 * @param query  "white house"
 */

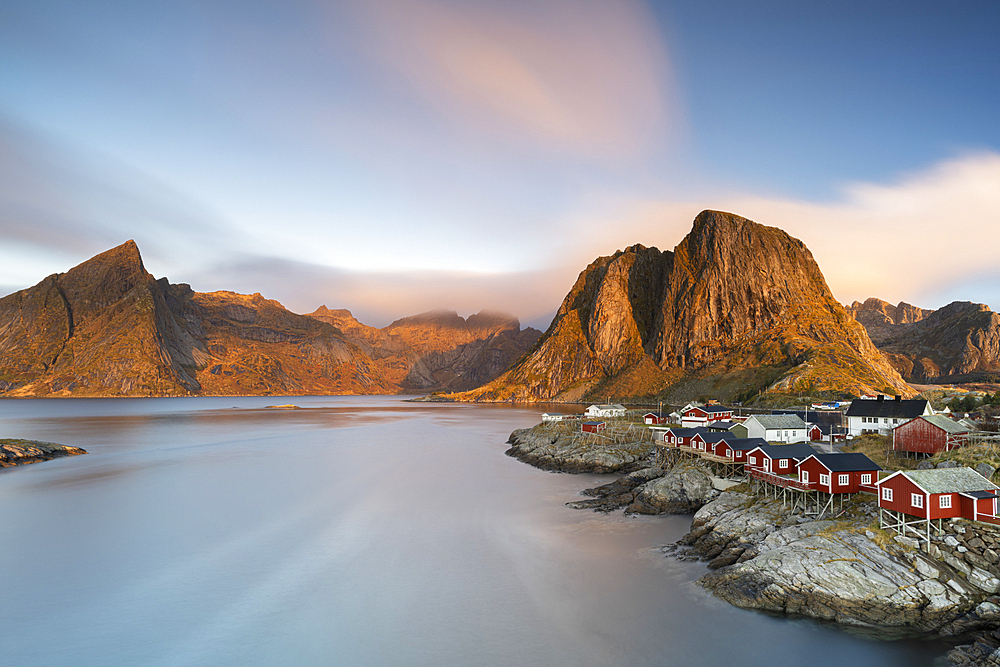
xmin=742 ymin=414 xmax=808 ymax=443
xmin=585 ymin=404 xmax=626 ymax=418
xmin=845 ymin=396 xmax=932 ymax=436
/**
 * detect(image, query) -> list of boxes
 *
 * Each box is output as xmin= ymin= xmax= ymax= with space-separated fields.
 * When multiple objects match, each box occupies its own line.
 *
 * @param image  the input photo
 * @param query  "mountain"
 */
xmin=454 ymin=210 xmax=912 ymax=402
xmin=307 ymin=307 xmax=542 ymax=392
xmin=0 ymin=242 xmax=535 ymax=397
xmin=847 ymin=298 xmax=1000 ymax=383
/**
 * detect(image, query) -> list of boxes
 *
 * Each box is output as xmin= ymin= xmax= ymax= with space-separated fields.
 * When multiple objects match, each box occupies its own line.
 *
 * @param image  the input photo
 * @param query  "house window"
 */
xmin=779 ymin=459 xmax=788 ymax=469
xmin=801 ymin=470 xmax=809 ymax=483
xmin=940 ymin=495 xmax=952 ymax=509
xmin=861 ymin=474 xmax=872 ymax=485
xmin=820 ymin=474 xmax=830 ymax=486
xmin=882 ymin=487 xmax=893 ymax=501
xmin=911 ymin=493 xmax=923 ymax=509
xmin=838 ymin=474 xmax=849 ymax=486
xmin=749 ymin=456 xmax=756 ymax=465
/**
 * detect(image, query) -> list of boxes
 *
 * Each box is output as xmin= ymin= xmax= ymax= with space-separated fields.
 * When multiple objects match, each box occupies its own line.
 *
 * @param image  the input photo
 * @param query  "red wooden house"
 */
xmin=582 ymin=421 xmax=606 ymax=434
xmin=681 ymin=405 xmax=734 ymax=428
xmin=745 ymin=443 xmax=817 ymax=476
xmin=713 ymin=438 xmax=768 ymax=463
xmin=661 ymin=427 xmax=707 ymax=448
xmin=796 ymin=453 xmax=881 ymax=494
xmin=892 ymin=414 xmax=972 ymax=455
xmin=690 ymin=431 xmax=735 ymax=454
xmin=808 ymin=425 xmax=822 ymax=441
xmin=644 ymin=412 xmax=670 ymax=425
xmin=877 ymin=467 xmax=999 ymax=540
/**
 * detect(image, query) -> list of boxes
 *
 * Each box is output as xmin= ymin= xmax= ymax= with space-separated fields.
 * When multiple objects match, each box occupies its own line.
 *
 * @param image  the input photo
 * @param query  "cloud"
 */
xmin=347 ymin=0 xmax=679 ymax=160
xmin=186 ymin=255 xmax=566 ymax=331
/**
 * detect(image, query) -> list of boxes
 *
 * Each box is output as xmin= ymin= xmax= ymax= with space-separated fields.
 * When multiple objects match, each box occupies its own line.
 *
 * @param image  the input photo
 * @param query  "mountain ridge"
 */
xmin=0 ymin=242 xmax=538 ymax=397
xmin=847 ymin=298 xmax=1000 ymax=383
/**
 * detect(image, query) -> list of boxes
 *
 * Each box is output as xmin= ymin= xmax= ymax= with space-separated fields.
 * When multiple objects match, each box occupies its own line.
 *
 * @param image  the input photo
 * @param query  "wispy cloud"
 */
xmin=348 ymin=0 xmax=679 ymax=160
xmin=0 ymin=116 xmax=240 ymax=284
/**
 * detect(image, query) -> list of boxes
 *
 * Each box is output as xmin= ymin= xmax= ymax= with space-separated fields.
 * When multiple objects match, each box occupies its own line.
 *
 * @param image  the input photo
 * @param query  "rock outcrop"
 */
xmin=848 ymin=298 xmax=1000 ymax=383
xmin=456 ymin=210 xmax=911 ymax=403
xmin=673 ymin=491 xmax=1000 ymax=638
xmin=505 ymin=424 xmax=655 ymax=474
xmin=0 ymin=242 xmax=537 ymax=397
xmin=0 ymin=439 xmax=87 ymax=466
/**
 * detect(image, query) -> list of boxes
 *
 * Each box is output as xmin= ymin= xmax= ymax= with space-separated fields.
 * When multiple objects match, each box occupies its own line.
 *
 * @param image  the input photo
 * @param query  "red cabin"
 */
xmin=808 ymin=425 xmax=823 ymax=441
xmin=644 ymin=412 xmax=669 ymax=425
xmin=690 ymin=431 xmax=734 ymax=455
xmin=582 ymin=421 xmax=606 ymax=434
xmin=893 ymin=414 xmax=971 ymax=455
xmin=745 ymin=443 xmax=816 ymax=476
xmin=681 ymin=405 xmax=734 ymax=428
xmin=877 ymin=468 xmax=998 ymax=521
xmin=662 ymin=427 xmax=707 ymax=448
xmin=713 ymin=438 xmax=767 ymax=463
xmin=796 ymin=453 xmax=881 ymax=494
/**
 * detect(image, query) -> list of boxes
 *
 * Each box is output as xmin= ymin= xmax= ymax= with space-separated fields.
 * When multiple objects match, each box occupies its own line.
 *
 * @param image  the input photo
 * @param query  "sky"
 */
xmin=1 ymin=0 xmax=998 ymax=330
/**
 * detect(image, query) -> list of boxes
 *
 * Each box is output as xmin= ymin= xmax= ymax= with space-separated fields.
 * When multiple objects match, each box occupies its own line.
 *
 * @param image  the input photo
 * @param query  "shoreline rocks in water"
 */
xmin=0 ymin=439 xmax=87 ymax=467
xmin=505 ymin=424 xmax=655 ymax=474
xmin=672 ymin=490 xmax=1000 ymax=641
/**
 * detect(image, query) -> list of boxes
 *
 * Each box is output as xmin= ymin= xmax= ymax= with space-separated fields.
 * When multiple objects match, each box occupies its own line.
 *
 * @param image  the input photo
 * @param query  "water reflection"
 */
xmin=0 ymin=396 xmax=949 ymax=667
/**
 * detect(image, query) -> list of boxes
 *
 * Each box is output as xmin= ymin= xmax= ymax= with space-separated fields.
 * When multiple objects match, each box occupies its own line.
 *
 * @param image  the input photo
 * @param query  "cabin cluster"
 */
xmin=541 ymin=398 xmax=1000 ymax=537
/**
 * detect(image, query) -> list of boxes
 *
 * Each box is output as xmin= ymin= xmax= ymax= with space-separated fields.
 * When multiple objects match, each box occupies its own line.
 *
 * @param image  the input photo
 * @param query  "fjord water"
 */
xmin=0 ymin=397 xmax=942 ymax=666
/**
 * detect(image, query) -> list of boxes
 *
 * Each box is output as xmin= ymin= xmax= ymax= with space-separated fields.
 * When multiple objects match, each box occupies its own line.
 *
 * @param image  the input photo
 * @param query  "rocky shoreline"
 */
xmin=506 ymin=423 xmax=1000 ymax=665
xmin=0 ymin=439 xmax=87 ymax=467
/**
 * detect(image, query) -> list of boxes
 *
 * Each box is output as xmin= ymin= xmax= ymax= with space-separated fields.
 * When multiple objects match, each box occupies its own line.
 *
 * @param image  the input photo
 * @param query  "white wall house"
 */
xmin=846 ymin=397 xmax=932 ymax=436
xmin=585 ymin=404 xmax=626 ymax=418
xmin=743 ymin=414 xmax=808 ymax=443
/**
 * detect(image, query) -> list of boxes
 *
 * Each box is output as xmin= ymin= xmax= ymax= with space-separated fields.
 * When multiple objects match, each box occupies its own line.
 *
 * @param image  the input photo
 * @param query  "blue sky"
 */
xmin=1 ymin=0 xmax=998 ymax=329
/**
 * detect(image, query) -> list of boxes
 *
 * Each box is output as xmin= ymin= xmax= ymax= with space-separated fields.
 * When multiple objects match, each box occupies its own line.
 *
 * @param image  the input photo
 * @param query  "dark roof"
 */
xmin=582 ymin=420 xmax=605 ymax=426
xmin=811 ymin=424 xmax=847 ymax=435
xmin=695 ymin=432 xmax=734 ymax=443
xmin=687 ymin=405 xmax=732 ymax=414
xmin=749 ymin=443 xmax=818 ymax=460
xmin=706 ymin=421 xmax=738 ymax=430
xmin=665 ymin=427 xmax=708 ymax=437
xmin=964 ymin=490 xmax=1000 ymax=500
xmin=846 ymin=398 xmax=928 ymax=419
xmin=807 ymin=452 xmax=882 ymax=472
xmin=644 ymin=412 xmax=670 ymax=418
xmin=721 ymin=437 xmax=768 ymax=451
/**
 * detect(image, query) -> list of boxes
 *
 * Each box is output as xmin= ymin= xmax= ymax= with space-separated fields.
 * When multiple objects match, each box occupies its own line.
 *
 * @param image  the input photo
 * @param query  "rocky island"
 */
xmin=0 ymin=439 xmax=87 ymax=467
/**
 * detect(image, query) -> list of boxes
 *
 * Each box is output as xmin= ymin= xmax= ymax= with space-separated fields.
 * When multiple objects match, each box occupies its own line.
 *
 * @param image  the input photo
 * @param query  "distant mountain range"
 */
xmin=7 ymin=211 xmax=988 ymax=402
xmin=0 ymin=241 xmax=540 ymax=397
xmin=453 ymin=210 xmax=911 ymax=403
xmin=847 ymin=298 xmax=1000 ymax=383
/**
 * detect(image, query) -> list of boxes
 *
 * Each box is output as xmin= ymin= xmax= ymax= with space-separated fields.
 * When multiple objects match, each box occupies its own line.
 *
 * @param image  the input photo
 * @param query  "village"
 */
xmin=541 ymin=396 xmax=1000 ymax=544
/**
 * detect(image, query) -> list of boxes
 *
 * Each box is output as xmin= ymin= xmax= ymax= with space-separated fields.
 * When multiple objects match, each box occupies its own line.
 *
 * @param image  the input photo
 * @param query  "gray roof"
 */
xmin=749 ymin=415 xmax=807 ymax=430
xmin=902 ymin=468 xmax=997 ymax=494
xmin=917 ymin=414 xmax=973 ymax=434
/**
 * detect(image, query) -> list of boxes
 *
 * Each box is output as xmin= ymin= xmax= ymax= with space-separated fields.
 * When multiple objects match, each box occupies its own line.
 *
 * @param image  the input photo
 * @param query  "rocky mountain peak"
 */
xmin=456 ymin=211 xmax=910 ymax=403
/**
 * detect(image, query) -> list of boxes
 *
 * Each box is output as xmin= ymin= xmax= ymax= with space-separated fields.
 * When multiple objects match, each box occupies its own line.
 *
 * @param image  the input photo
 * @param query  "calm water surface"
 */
xmin=0 ymin=396 xmax=946 ymax=666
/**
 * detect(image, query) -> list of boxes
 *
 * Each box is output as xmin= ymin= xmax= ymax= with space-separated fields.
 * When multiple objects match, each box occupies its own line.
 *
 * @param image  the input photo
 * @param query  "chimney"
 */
xmin=877 ymin=395 xmax=884 ymax=402
xmin=895 ymin=395 xmax=901 ymax=401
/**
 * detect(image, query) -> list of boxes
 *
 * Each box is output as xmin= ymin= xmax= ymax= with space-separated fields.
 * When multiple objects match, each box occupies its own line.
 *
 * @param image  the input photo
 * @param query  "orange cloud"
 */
xmin=349 ymin=0 xmax=679 ymax=160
